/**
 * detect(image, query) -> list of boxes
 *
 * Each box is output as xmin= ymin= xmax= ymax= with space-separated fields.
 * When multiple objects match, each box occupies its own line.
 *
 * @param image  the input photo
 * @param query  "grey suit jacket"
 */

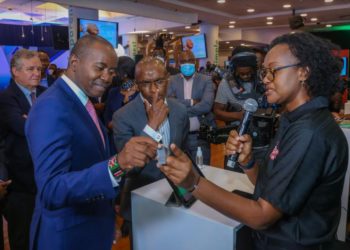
xmin=167 ymin=73 xmax=215 ymax=126
xmin=112 ymin=95 xmax=189 ymax=220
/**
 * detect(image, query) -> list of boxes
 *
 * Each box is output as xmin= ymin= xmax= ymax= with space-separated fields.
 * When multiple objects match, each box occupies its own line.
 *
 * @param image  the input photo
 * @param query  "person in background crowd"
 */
xmin=38 ymin=51 xmax=55 ymax=87
xmin=47 ymin=63 xmax=58 ymax=81
xmin=167 ymin=50 xmax=215 ymax=165
xmin=161 ymin=32 xmax=348 ymax=250
xmin=113 ymin=57 xmax=189 ymax=248
xmin=0 ymin=49 xmax=45 ymax=250
xmin=25 ymin=35 xmax=157 ymax=250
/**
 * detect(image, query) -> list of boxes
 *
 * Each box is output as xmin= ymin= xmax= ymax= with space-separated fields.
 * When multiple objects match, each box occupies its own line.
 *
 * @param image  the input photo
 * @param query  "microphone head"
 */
xmin=243 ymin=98 xmax=258 ymax=113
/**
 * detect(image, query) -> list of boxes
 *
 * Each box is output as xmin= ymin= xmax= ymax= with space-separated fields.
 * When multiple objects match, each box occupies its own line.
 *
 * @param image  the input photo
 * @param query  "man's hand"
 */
xmin=117 ymin=137 xmax=157 ymax=170
xmin=144 ymin=91 xmax=169 ymax=130
xmin=0 ymin=180 xmax=11 ymax=200
xmin=225 ymin=130 xmax=253 ymax=165
xmin=160 ymin=144 xmax=198 ymax=190
xmin=192 ymin=99 xmax=200 ymax=105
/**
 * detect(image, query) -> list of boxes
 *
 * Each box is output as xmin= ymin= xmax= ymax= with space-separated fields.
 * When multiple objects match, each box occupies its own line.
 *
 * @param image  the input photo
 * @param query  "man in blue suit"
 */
xmin=25 ymin=35 xmax=157 ymax=250
xmin=167 ymin=51 xmax=215 ymax=164
xmin=112 ymin=57 xmax=189 ymax=246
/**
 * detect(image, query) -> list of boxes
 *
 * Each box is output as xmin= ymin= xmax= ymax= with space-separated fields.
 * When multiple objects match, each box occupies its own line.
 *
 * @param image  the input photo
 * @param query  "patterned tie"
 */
xmin=85 ymin=100 xmax=105 ymax=147
xmin=30 ymin=92 xmax=36 ymax=105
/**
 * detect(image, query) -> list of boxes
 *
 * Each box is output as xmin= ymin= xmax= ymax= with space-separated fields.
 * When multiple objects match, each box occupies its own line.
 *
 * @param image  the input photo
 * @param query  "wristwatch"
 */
xmin=238 ymin=157 xmax=256 ymax=170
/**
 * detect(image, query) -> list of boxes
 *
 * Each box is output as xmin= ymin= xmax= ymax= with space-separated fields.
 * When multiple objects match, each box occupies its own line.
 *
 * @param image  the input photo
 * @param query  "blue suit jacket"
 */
xmin=25 ymin=77 xmax=118 ymax=250
xmin=112 ymin=95 xmax=189 ymax=220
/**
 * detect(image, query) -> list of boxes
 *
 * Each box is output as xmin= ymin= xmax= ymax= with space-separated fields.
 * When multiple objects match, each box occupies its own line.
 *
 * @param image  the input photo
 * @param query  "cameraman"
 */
xmin=213 ymin=47 xmax=266 ymax=126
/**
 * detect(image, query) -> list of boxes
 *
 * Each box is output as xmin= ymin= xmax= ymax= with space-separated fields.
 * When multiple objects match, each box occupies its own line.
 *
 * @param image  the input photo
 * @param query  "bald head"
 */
xmin=135 ymin=56 xmax=167 ymax=79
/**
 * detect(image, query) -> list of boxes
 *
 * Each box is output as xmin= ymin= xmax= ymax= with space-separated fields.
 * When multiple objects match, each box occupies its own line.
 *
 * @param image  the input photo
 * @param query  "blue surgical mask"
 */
xmin=180 ymin=63 xmax=195 ymax=77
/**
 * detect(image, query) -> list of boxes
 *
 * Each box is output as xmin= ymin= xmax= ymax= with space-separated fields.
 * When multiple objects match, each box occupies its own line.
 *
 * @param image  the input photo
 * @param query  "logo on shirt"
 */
xmin=270 ymin=143 xmax=279 ymax=160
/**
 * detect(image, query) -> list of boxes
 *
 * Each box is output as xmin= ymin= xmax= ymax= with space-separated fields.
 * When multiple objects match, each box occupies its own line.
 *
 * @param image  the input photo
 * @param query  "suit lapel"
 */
xmin=8 ymin=80 xmax=31 ymax=114
xmin=191 ymin=73 xmax=199 ymax=99
xmin=57 ymin=78 xmax=107 ymax=156
xmin=176 ymin=74 xmax=185 ymax=100
xmin=168 ymin=100 xmax=180 ymax=145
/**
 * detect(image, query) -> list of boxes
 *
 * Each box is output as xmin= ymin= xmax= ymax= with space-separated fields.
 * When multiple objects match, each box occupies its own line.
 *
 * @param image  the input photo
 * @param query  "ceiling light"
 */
xmin=326 ymin=24 xmax=332 ymax=27
xmin=310 ymin=17 xmax=318 ymax=22
xmin=229 ymin=21 xmax=236 ymax=24
xmin=226 ymin=41 xmax=230 ymax=44
xmin=267 ymin=22 xmax=273 ymax=25
xmin=162 ymin=29 xmax=167 ymax=32
xmin=145 ymin=34 xmax=150 ymax=37
xmin=247 ymin=8 xmax=255 ymax=13
xmin=217 ymin=0 xmax=226 ymax=3
xmin=229 ymin=46 xmax=233 ymax=49
xmin=324 ymin=0 xmax=333 ymax=2
xmin=241 ymin=43 xmax=245 ymax=46
xmin=300 ymin=13 xmax=308 ymax=17
xmin=185 ymin=26 xmax=191 ymax=29
xmin=228 ymin=25 xmax=235 ymax=28
xmin=169 ymin=32 xmax=174 ymax=34
xmin=267 ymin=17 xmax=274 ymax=20
xmin=283 ymin=4 xmax=291 ymax=8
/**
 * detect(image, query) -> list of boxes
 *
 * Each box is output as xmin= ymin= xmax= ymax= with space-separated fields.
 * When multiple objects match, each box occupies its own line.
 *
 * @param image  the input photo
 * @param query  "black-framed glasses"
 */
xmin=260 ymin=63 xmax=300 ymax=81
xmin=136 ymin=78 xmax=169 ymax=88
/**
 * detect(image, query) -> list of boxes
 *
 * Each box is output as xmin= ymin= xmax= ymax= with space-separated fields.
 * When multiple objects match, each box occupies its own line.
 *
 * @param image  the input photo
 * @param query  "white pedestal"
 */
xmin=131 ymin=166 xmax=254 ymax=250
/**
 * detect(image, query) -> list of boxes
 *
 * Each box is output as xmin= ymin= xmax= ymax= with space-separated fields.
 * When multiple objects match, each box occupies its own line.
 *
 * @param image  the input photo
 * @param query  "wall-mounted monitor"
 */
xmin=181 ymin=34 xmax=207 ymax=59
xmin=341 ymin=56 xmax=348 ymax=77
xmin=77 ymin=18 xmax=118 ymax=48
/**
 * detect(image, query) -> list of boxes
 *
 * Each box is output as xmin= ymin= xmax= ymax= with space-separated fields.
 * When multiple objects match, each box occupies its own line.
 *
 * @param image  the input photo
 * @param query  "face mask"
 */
xmin=121 ymin=79 xmax=135 ymax=90
xmin=48 ymin=69 xmax=54 ymax=75
xmin=180 ymin=63 xmax=195 ymax=77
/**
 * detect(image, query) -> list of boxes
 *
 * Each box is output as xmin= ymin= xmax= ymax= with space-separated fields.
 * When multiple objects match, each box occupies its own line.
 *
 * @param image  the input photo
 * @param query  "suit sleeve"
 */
xmin=25 ymin=98 xmax=117 ymax=210
xmin=0 ymin=92 xmax=27 ymax=136
xmin=187 ymin=76 xmax=214 ymax=117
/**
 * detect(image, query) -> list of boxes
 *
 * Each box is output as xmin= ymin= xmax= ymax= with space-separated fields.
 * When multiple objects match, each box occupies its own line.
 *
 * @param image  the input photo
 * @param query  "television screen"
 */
xmin=181 ymin=34 xmax=207 ymax=59
xmin=341 ymin=56 xmax=348 ymax=76
xmin=78 ymin=19 xmax=118 ymax=47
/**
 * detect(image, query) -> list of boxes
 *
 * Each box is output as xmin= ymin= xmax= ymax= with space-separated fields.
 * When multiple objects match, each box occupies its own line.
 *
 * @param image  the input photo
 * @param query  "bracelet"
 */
xmin=238 ymin=156 xmax=256 ymax=170
xmin=187 ymin=175 xmax=201 ymax=193
xmin=108 ymin=155 xmax=126 ymax=178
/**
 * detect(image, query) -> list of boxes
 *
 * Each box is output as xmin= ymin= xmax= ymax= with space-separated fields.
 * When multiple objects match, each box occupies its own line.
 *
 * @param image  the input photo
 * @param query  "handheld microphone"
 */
xmin=226 ymin=98 xmax=258 ymax=169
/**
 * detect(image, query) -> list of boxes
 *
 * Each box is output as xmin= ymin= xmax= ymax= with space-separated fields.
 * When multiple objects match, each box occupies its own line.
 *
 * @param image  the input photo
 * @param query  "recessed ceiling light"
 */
xmin=247 ymin=8 xmax=255 ymax=13
xmin=267 ymin=22 xmax=273 ymax=25
xmin=300 ymin=13 xmax=308 ymax=17
xmin=185 ymin=26 xmax=191 ymax=29
xmin=326 ymin=24 xmax=332 ymax=27
xmin=226 ymin=41 xmax=230 ymax=44
xmin=169 ymin=32 xmax=174 ymax=34
xmin=290 ymin=31 xmax=295 ymax=34
xmin=324 ymin=0 xmax=333 ymax=3
xmin=229 ymin=21 xmax=236 ymax=24
xmin=228 ymin=25 xmax=235 ymax=28
xmin=241 ymin=43 xmax=245 ymax=46
xmin=217 ymin=0 xmax=226 ymax=3
xmin=162 ymin=29 xmax=167 ymax=32
xmin=310 ymin=17 xmax=318 ymax=22
xmin=283 ymin=4 xmax=291 ymax=8
xmin=145 ymin=34 xmax=150 ymax=37
xmin=267 ymin=17 xmax=274 ymax=20
xmin=229 ymin=46 xmax=233 ymax=49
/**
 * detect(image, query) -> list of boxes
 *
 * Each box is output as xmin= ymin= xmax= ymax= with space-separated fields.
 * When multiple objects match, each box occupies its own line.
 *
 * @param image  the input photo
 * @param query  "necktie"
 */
xmin=85 ymin=100 xmax=105 ymax=147
xmin=30 ymin=92 xmax=36 ymax=105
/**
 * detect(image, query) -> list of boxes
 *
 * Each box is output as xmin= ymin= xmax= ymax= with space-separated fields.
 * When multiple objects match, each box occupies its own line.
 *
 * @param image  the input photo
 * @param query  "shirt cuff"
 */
xmin=143 ymin=124 xmax=162 ymax=142
xmin=190 ymin=99 xmax=194 ymax=106
xmin=108 ymin=168 xmax=120 ymax=188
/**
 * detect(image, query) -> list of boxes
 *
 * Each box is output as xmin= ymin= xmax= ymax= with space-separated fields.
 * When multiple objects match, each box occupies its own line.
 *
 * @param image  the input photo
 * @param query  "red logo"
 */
xmin=270 ymin=144 xmax=279 ymax=160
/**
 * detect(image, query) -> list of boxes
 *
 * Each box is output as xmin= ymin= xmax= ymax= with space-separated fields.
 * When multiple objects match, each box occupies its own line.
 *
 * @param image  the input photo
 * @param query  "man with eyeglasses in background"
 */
xmin=167 ymin=50 xmax=215 ymax=165
xmin=0 ymin=49 xmax=46 ymax=250
xmin=112 ymin=56 xmax=189 ymax=248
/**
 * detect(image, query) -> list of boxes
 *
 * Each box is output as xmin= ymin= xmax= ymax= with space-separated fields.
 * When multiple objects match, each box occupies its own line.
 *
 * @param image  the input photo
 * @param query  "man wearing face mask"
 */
xmin=213 ymin=47 xmax=266 ymax=126
xmin=168 ymin=50 xmax=215 ymax=165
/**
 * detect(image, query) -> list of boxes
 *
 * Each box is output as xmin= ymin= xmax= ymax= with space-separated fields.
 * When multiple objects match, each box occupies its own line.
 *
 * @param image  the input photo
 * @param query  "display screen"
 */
xmin=341 ymin=56 xmax=348 ymax=76
xmin=78 ymin=19 xmax=118 ymax=47
xmin=181 ymin=34 xmax=208 ymax=59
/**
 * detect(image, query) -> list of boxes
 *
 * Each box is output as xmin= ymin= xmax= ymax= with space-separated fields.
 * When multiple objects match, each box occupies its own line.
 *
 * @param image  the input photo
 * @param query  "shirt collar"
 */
xmin=15 ymin=82 xmax=35 ymax=97
xmin=61 ymin=74 xmax=89 ymax=106
xmin=283 ymin=96 xmax=329 ymax=123
xmin=181 ymin=73 xmax=195 ymax=82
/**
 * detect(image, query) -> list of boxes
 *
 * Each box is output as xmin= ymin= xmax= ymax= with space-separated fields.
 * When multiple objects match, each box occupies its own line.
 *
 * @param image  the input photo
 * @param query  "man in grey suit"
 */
xmin=112 ymin=57 xmax=189 ymax=247
xmin=167 ymin=50 xmax=215 ymax=165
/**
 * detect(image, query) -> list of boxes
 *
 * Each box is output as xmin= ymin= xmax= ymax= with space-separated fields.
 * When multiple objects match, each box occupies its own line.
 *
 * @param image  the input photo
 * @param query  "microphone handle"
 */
xmin=226 ymin=111 xmax=253 ymax=169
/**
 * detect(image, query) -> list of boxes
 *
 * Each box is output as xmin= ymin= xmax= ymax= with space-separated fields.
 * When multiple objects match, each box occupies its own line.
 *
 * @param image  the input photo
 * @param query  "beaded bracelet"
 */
xmin=108 ymin=156 xmax=126 ymax=178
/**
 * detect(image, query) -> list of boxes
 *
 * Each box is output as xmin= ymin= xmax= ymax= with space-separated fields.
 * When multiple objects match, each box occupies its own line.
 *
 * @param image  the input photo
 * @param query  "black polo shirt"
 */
xmin=253 ymin=96 xmax=348 ymax=246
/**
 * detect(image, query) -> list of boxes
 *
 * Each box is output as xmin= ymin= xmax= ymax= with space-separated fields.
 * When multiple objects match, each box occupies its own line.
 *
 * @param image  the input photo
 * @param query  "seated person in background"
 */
xmin=112 ymin=57 xmax=189 ymax=244
xmin=214 ymin=47 xmax=266 ymax=126
xmin=167 ymin=50 xmax=215 ymax=165
xmin=161 ymin=32 xmax=348 ymax=250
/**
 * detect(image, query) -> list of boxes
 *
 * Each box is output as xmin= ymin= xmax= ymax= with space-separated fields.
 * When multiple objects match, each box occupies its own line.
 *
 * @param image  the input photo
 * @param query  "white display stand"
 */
xmin=131 ymin=166 xmax=254 ymax=250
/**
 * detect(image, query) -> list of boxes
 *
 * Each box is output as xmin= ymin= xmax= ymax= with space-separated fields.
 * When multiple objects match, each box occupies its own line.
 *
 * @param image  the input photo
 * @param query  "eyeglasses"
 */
xmin=136 ymin=78 xmax=168 ymax=88
xmin=260 ymin=63 xmax=300 ymax=81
